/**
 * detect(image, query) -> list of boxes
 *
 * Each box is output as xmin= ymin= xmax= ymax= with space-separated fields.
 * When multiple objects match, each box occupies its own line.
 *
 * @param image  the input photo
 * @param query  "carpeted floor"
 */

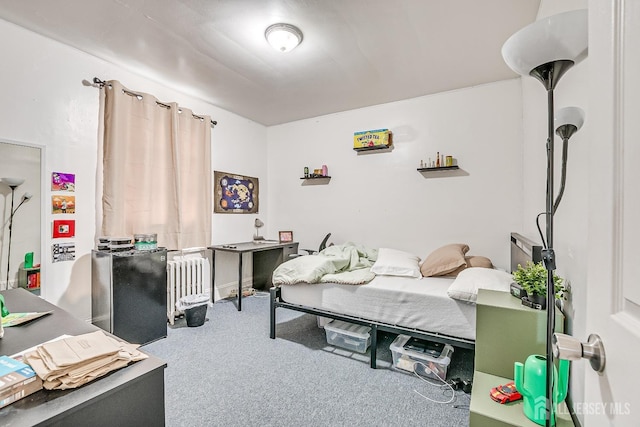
xmin=143 ymin=292 xmax=474 ymax=427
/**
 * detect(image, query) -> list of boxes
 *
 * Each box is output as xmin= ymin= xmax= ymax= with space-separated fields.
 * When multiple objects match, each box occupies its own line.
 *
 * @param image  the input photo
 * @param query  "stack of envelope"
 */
xmin=24 ymin=330 xmax=148 ymax=390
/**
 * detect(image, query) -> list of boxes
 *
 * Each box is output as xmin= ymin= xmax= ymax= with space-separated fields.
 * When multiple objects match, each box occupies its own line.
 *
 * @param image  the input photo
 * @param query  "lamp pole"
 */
xmin=529 ymin=58 xmax=574 ymax=427
xmin=4 ymin=187 xmax=31 ymax=289
xmin=544 ymin=84 xmax=557 ymax=427
xmin=5 ymin=185 xmax=17 ymax=288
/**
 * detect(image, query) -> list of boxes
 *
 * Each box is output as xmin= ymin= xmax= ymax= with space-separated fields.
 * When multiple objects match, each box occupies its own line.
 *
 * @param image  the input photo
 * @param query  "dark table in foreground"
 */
xmin=0 ymin=288 xmax=167 ymax=426
xmin=210 ymin=240 xmax=298 ymax=311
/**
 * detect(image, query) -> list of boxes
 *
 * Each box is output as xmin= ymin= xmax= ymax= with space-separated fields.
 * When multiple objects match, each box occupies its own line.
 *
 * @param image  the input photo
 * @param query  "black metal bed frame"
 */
xmin=269 ymin=286 xmax=475 ymax=369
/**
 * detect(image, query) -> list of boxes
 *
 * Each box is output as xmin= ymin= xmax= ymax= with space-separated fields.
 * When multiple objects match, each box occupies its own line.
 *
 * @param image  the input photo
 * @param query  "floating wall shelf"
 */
xmin=353 ymin=145 xmax=391 ymax=152
xmin=417 ymin=165 xmax=459 ymax=172
xmin=300 ymin=176 xmax=331 ymax=180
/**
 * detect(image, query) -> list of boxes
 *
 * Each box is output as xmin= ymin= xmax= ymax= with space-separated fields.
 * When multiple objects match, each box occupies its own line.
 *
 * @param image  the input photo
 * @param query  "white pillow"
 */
xmin=447 ymin=267 xmax=514 ymax=303
xmin=370 ymin=248 xmax=422 ymax=278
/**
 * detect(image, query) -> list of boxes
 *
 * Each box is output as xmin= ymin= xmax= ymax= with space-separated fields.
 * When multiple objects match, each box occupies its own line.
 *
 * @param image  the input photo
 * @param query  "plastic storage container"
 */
xmin=316 ymin=316 xmax=332 ymax=328
xmin=390 ymin=334 xmax=454 ymax=380
xmin=324 ymin=320 xmax=371 ymax=353
xmin=134 ymin=233 xmax=158 ymax=251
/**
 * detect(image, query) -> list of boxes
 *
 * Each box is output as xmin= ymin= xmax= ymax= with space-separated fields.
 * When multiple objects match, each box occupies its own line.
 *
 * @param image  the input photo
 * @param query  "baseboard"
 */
xmin=0 ymin=281 xmax=18 ymax=291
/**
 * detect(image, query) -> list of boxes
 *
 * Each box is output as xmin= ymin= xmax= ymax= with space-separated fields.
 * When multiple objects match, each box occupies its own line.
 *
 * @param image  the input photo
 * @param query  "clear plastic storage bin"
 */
xmin=324 ymin=320 xmax=371 ymax=353
xmin=390 ymin=334 xmax=454 ymax=380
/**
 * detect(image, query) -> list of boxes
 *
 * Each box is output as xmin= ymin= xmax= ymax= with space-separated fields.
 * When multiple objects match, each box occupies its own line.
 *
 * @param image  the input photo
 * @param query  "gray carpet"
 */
xmin=143 ymin=292 xmax=474 ymax=427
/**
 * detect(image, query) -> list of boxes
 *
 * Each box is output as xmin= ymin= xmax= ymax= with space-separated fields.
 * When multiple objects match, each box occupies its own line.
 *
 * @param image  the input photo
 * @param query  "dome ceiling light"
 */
xmin=265 ymin=23 xmax=303 ymax=53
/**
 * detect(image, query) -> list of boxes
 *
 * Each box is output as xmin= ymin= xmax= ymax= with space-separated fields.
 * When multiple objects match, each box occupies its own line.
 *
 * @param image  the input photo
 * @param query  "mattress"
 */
xmin=279 ymin=275 xmax=476 ymax=341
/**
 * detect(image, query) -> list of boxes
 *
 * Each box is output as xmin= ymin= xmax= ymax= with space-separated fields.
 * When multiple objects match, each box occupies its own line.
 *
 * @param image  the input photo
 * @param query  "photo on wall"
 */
xmin=213 ymin=170 xmax=259 ymax=214
xmin=279 ymin=231 xmax=293 ymax=243
xmin=51 ymin=172 xmax=75 ymax=191
xmin=52 ymin=242 xmax=76 ymax=263
xmin=52 ymin=219 xmax=75 ymax=238
xmin=51 ymin=195 xmax=75 ymax=214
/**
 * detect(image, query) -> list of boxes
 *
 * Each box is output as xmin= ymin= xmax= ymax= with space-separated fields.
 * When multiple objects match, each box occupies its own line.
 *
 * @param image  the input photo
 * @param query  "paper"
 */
xmin=23 ymin=330 xmax=148 ymax=390
xmin=37 ymin=331 xmax=120 ymax=368
xmin=2 ymin=311 xmax=53 ymax=327
xmin=11 ymin=335 xmax=73 ymax=361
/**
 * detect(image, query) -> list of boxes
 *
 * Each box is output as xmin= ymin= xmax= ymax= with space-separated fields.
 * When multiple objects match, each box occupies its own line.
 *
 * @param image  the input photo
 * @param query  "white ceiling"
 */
xmin=0 ymin=0 xmax=540 ymax=126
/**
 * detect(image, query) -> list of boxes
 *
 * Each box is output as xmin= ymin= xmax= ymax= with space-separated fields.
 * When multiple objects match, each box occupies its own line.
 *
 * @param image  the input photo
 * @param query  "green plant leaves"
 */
xmin=513 ymin=261 xmax=564 ymax=298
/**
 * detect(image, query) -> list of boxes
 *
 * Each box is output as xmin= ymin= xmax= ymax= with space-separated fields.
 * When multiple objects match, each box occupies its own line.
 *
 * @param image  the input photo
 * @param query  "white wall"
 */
xmin=0 ymin=18 xmax=268 ymax=321
xmin=267 ymin=79 xmax=524 ymax=268
xmin=520 ymin=0 xmax=589 ymax=418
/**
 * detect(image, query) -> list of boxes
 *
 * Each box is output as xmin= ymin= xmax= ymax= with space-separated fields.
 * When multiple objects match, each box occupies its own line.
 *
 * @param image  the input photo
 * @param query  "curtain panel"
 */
xmin=99 ymin=80 xmax=211 ymax=250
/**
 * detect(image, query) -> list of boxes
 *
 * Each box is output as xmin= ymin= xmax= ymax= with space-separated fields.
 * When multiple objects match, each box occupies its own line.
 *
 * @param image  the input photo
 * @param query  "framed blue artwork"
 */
xmin=214 ymin=170 xmax=259 ymax=214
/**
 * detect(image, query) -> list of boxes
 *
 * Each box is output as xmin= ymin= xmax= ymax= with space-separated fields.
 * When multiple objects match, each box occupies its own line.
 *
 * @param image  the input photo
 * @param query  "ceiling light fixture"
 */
xmin=265 ymin=23 xmax=303 ymax=53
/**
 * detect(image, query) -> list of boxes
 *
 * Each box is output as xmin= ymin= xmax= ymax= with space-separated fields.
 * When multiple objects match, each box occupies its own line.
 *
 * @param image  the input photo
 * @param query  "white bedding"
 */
xmin=279 ymin=275 xmax=477 ymax=341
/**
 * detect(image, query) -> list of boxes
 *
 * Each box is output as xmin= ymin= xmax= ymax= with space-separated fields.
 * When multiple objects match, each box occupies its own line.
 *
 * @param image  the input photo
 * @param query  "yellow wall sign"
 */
xmin=353 ymin=129 xmax=391 ymax=149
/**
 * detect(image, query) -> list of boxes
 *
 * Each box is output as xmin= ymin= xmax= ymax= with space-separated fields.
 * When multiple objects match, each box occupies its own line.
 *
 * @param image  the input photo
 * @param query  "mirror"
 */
xmin=1 ymin=140 xmax=42 ymax=291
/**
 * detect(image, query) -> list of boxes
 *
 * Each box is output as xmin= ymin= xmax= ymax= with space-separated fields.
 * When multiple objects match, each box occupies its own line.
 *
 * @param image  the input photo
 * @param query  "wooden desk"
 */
xmin=0 ymin=288 xmax=167 ymax=426
xmin=210 ymin=241 xmax=298 ymax=311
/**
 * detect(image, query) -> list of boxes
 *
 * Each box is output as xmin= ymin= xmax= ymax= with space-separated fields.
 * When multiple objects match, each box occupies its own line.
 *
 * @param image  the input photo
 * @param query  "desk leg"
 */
xmin=211 ymin=250 xmax=216 ymax=297
xmin=370 ymin=324 xmax=378 ymax=369
xmin=237 ymin=253 xmax=243 ymax=311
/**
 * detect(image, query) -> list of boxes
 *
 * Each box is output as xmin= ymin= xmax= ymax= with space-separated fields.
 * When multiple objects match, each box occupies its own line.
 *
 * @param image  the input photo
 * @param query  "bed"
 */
xmin=269 ymin=233 xmax=535 ymax=368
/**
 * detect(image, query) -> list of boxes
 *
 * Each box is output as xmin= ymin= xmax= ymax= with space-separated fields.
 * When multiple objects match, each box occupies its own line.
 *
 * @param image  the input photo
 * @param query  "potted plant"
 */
xmin=513 ymin=261 xmax=564 ymax=309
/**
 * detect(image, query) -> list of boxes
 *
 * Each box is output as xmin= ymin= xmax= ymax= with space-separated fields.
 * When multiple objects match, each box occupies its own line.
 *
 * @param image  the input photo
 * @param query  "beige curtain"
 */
xmin=99 ymin=80 xmax=211 ymax=250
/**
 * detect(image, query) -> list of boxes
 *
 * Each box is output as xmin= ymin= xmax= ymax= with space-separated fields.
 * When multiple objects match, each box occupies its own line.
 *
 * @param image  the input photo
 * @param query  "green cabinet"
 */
xmin=474 ymin=290 xmax=563 ymax=379
xmin=469 ymin=289 xmax=572 ymax=427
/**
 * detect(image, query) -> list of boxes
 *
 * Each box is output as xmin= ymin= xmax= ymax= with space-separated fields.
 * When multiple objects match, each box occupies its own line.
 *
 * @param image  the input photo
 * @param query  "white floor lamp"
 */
xmin=502 ymin=9 xmax=588 ymax=427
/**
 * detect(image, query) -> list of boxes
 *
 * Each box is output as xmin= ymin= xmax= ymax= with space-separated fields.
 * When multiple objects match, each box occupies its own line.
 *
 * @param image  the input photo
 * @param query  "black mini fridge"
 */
xmin=91 ymin=249 xmax=167 ymax=345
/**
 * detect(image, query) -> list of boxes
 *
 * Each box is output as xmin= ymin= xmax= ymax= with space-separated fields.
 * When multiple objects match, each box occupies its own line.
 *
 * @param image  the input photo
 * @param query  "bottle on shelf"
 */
xmin=436 ymin=152 xmax=440 ymax=167
xmin=304 ymin=166 xmax=309 ymax=178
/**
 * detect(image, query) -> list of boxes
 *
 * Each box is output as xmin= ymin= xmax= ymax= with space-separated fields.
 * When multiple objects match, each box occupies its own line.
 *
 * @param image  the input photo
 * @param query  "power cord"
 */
xmin=453 ymin=392 xmax=471 ymax=409
xmin=253 ymin=290 xmax=270 ymax=298
xmin=536 ymin=211 xmax=548 ymax=249
xmin=411 ymin=361 xmax=456 ymax=404
xmin=409 ymin=361 xmax=473 ymax=408
xmin=447 ymin=378 xmax=472 ymax=409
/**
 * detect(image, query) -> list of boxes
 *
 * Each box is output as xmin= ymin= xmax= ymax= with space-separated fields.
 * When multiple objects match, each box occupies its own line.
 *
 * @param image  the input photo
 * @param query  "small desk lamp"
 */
xmin=253 ymin=218 xmax=264 ymax=241
xmin=2 ymin=177 xmax=31 ymax=289
xmin=502 ymin=9 xmax=588 ymax=427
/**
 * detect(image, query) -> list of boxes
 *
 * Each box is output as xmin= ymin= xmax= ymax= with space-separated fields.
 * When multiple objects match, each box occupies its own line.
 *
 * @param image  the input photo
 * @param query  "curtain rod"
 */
xmin=92 ymin=77 xmax=217 ymax=127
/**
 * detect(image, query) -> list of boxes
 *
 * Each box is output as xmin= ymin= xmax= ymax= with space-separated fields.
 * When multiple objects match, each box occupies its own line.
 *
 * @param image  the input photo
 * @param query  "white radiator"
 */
xmin=167 ymin=254 xmax=211 ymax=325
